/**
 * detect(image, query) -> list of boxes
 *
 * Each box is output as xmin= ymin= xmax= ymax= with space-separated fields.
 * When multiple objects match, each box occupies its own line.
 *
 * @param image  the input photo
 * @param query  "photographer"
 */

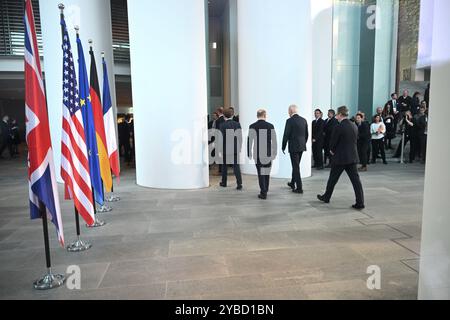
xmin=394 ymin=111 xmax=416 ymax=163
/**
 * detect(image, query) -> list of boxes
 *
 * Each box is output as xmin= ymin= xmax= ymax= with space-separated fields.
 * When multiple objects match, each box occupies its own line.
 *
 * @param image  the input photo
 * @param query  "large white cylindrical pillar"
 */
xmin=418 ymin=0 xmax=450 ymax=300
xmin=237 ymin=0 xmax=313 ymax=179
xmin=127 ymin=0 xmax=209 ymax=189
xmin=39 ymin=0 xmax=117 ymax=182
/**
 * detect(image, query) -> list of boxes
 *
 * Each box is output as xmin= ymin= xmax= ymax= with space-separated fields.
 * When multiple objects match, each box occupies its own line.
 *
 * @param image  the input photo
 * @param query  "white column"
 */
xmin=238 ymin=0 xmax=313 ymax=179
xmin=418 ymin=0 xmax=450 ymax=300
xmin=127 ymin=0 xmax=209 ymax=189
xmin=39 ymin=0 xmax=117 ymax=182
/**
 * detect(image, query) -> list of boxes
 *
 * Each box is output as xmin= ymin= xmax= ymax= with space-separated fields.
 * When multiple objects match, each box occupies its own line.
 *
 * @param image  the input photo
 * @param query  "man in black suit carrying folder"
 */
xmin=248 ymin=109 xmax=278 ymax=199
xmin=318 ymin=106 xmax=365 ymax=210
xmin=282 ymin=105 xmax=309 ymax=194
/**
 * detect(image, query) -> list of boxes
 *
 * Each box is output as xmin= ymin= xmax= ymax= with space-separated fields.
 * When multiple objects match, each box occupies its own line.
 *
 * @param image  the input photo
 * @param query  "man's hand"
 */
xmin=282 ymin=150 xmax=286 ymax=155
xmin=330 ymin=151 xmax=335 ymax=156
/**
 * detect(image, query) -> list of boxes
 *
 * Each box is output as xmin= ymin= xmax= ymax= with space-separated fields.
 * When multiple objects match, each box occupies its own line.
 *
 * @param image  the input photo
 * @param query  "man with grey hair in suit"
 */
xmin=282 ymin=105 xmax=309 ymax=194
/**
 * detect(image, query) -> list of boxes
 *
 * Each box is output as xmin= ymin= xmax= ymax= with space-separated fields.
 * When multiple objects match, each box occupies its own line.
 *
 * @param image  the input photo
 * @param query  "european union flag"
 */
xmin=76 ymin=34 xmax=104 ymax=205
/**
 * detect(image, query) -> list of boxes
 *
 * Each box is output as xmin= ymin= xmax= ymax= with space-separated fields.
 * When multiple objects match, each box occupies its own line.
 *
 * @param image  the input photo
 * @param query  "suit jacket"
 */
xmin=324 ymin=117 xmax=338 ymax=142
xmin=282 ymin=114 xmax=308 ymax=153
xmin=312 ymin=118 xmax=325 ymax=144
xmin=398 ymin=96 xmax=412 ymax=113
xmin=387 ymin=99 xmax=398 ymax=112
xmin=247 ymin=120 xmax=278 ymax=166
xmin=356 ymin=121 xmax=371 ymax=143
xmin=220 ymin=119 xmax=242 ymax=159
xmin=415 ymin=114 xmax=428 ymax=136
xmin=329 ymin=118 xmax=359 ymax=166
xmin=215 ymin=115 xmax=225 ymax=130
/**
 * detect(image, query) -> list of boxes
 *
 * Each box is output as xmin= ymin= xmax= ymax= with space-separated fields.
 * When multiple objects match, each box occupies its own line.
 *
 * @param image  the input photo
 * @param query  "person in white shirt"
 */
xmin=370 ymin=115 xmax=387 ymax=164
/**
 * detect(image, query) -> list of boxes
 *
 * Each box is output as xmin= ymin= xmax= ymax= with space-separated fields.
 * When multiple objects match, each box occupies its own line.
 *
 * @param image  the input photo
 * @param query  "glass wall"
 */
xmin=332 ymin=0 xmax=398 ymax=117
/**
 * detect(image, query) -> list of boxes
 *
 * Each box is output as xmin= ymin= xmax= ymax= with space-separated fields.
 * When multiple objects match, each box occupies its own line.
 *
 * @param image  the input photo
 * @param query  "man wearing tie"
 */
xmin=387 ymin=93 xmax=400 ymax=133
xmin=214 ymin=107 xmax=226 ymax=175
xmin=248 ymin=109 xmax=278 ymax=199
xmin=282 ymin=105 xmax=309 ymax=194
xmin=219 ymin=108 xmax=243 ymax=190
xmin=312 ymin=109 xmax=325 ymax=170
xmin=317 ymin=106 xmax=365 ymax=210
xmin=323 ymin=109 xmax=338 ymax=167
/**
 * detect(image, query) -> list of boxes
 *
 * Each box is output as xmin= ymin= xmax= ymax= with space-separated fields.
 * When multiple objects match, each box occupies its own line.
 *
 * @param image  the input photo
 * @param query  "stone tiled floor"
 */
xmin=0 ymin=155 xmax=424 ymax=299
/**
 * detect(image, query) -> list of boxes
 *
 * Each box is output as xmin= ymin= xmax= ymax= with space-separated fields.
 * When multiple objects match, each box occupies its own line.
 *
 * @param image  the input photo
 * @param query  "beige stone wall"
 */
xmin=398 ymin=0 xmax=420 ymax=81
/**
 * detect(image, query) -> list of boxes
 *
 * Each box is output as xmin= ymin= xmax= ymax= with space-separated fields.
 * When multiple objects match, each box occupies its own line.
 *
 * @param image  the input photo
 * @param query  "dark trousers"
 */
xmin=256 ymin=164 xmax=271 ymax=195
xmin=357 ymin=140 xmax=369 ymax=167
xmin=0 ymin=138 xmax=10 ymax=158
xmin=371 ymin=139 xmax=386 ymax=163
xmin=384 ymin=138 xmax=393 ymax=149
xmin=324 ymin=164 xmax=364 ymax=206
xmin=290 ymin=151 xmax=303 ymax=191
xmin=221 ymin=156 xmax=242 ymax=186
xmin=120 ymin=140 xmax=131 ymax=163
xmin=312 ymin=141 xmax=324 ymax=168
xmin=419 ymin=134 xmax=427 ymax=162
xmin=323 ymin=140 xmax=331 ymax=164
xmin=394 ymin=136 xmax=417 ymax=161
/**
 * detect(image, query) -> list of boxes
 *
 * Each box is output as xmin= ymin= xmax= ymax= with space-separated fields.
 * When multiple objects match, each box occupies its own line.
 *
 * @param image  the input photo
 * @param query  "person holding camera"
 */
xmin=394 ymin=111 xmax=416 ymax=163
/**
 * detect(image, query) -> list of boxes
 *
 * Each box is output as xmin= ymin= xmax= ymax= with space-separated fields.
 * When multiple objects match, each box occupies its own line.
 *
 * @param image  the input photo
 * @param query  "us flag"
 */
xmin=24 ymin=0 xmax=64 ymax=245
xmin=59 ymin=16 xmax=95 ymax=226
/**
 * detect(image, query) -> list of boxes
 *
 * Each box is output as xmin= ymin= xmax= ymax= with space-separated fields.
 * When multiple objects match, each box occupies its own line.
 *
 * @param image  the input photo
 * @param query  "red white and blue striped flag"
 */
xmin=59 ymin=16 xmax=95 ymax=226
xmin=102 ymin=57 xmax=120 ymax=182
xmin=24 ymin=0 xmax=64 ymax=246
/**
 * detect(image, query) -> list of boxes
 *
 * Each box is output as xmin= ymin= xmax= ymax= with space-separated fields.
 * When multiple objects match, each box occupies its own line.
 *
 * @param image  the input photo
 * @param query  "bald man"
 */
xmin=282 ymin=105 xmax=309 ymax=194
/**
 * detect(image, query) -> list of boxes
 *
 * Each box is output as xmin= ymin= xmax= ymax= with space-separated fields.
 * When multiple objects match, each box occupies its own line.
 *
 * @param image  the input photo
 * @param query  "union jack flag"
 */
xmin=60 ymin=16 xmax=95 ymax=226
xmin=24 ymin=0 xmax=64 ymax=246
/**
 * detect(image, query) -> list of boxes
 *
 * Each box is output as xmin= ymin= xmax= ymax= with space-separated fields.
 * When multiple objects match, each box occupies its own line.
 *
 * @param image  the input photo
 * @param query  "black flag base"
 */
xmin=67 ymin=236 xmax=92 ymax=252
xmin=105 ymin=194 xmax=120 ymax=202
xmin=97 ymin=204 xmax=112 ymax=213
xmin=33 ymin=268 xmax=65 ymax=290
xmin=86 ymin=217 xmax=106 ymax=228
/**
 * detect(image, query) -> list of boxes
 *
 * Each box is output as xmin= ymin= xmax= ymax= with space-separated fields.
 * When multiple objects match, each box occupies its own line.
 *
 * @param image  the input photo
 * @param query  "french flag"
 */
xmin=102 ymin=57 xmax=120 ymax=182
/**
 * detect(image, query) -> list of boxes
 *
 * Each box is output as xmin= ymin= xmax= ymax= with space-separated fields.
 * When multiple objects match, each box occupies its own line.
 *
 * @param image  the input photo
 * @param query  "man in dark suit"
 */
xmin=323 ymin=109 xmax=338 ymax=167
xmin=282 ymin=105 xmax=309 ymax=194
xmin=398 ymin=90 xmax=413 ymax=113
xmin=355 ymin=113 xmax=371 ymax=171
xmin=0 ymin=115 xmax=11 ymax=159
xmin=387 ymin=93 xmax=398 ymax=112
xmin=312 ymin=109 xmax=325 ymax=170
xmin=214 ymin=107 xmax=225 ymax=174
xmin=387 ymin=93 xmax=400 ymax=134
xmin=415 ymin=105 xmax=428 ymax=164
xmin=318 ymin=106 xmax=365 ymax=210
xmin=219 ymin=108 xmax=243 ymax=190
xmin=248 ymin=109 xmax=278 ymax=199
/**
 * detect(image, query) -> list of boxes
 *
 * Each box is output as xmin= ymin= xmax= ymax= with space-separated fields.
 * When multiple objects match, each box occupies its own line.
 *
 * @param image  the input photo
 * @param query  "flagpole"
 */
xmin=58 ymin=4 xmax=94 ymax=249
xmin=74 ymin=34 xmax=105 ymax=229
xmin=33 ymin=201 xmax=65 ymax=290
xmin=101 ymin=51 xmax=120 ymax=202
xmin=87 ymin=187 xmax=106 ymax=227
xmin=98 ymin=179 xmax=112 ymax=212
xmin=106 ymin=177 xmax=121 ymax=202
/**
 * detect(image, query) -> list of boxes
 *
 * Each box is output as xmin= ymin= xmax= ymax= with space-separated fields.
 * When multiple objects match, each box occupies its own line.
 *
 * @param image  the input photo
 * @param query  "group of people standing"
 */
xmin=209 ymin=105 xmax=365 ymax=209
xmin=311 ymin=88 xmax=430 ymax=173
xmin=0 ymin=115 xmax=21 ymax=159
